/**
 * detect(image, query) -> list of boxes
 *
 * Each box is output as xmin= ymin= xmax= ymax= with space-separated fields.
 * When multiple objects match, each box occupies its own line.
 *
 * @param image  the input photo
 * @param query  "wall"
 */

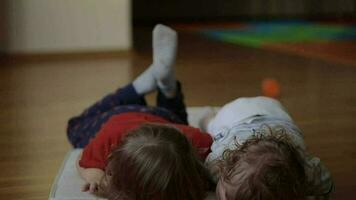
xmin=6 ymin=0 xmax=131 ymax=54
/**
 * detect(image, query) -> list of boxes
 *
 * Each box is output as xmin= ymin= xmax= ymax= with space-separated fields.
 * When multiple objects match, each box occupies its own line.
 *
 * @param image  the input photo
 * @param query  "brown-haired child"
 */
xmin=67 ymin=24 xmax=213 ymax=200
xmin=202 ymin=97 xmax=334 ymax=200
xmin=104 ymin=124 xmax=211 ymax=200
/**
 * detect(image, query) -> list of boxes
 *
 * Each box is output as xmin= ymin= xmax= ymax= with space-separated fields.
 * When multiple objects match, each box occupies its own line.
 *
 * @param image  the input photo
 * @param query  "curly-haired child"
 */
xmin=67 ymin=24 xmax=213 ymax=200
xmin=202 ymin=97 xmax=334 ymax=200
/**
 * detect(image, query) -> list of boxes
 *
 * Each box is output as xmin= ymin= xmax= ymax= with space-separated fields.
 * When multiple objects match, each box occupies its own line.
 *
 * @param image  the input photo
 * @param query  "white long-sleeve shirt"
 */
xmin=205 ymin=97 xmax=334 ymax=198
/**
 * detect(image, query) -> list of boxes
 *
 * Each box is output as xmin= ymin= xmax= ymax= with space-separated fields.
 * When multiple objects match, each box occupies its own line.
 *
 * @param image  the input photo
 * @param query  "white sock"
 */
xmin=132 ymin=24 xmax=178 ymax=97
xmin=132 ymin=65 xmax=156 ymax=95
xmin=151 ymin=24 xmax=177 ymax=97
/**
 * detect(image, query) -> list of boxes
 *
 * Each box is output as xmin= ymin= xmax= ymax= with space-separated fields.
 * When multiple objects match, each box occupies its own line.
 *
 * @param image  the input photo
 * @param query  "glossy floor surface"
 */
xmin=0 ymin=26 xmax=355 ymax=199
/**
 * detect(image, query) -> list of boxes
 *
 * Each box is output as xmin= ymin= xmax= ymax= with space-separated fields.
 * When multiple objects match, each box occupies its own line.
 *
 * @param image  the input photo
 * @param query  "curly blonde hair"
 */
xmin=217 ymin=124 xmax=307 ymax=200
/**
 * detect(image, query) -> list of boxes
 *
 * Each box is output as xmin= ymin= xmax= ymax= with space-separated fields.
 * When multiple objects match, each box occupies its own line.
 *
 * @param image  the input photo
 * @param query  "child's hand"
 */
xmin=199 ymin=108 xmax=217 ymax=132
xmin=82 ymin=181 xmax=99 ymax=193
xmin=76 ymin=152 xmax=105 ymax=195
xmin=79 ymin=168 xmax=104 ymax=194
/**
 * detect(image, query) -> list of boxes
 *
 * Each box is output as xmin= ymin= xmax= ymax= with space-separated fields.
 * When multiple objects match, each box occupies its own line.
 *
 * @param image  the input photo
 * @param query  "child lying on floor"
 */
xmin=67 ymin=24 xmax=213 ymax=200
xmin=202 ymin=97 xmax=334 ymax=200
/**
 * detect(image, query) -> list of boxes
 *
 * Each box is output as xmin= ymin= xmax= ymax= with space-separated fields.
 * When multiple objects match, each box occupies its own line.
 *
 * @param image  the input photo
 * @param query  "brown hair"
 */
xmin=102 ymin=123 xmax=212 ymax=200
xmin=217 ymin=125 xmax=307 ymax=200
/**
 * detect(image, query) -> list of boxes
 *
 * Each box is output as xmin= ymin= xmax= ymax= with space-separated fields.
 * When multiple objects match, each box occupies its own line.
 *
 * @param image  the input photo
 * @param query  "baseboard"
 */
xmin=3 ymin=50 xmax=134 ymax=62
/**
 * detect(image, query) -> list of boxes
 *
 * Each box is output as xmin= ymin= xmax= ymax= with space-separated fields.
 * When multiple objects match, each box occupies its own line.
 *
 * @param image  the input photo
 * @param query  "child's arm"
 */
xmin=305 ymin=156 xmax=334 ymax=199
xmin=76 ymin=152 xmax=105 ymax=194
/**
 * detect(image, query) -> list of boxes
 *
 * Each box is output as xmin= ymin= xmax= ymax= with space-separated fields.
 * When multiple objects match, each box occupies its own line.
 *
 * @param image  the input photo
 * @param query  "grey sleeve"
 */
xmin=305 ymin=156 xmax=334 ymax=199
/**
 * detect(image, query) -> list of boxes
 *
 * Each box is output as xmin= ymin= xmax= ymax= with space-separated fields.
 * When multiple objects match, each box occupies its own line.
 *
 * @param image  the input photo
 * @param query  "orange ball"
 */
xmin=262 ymin=78 xmax=280 ymax=98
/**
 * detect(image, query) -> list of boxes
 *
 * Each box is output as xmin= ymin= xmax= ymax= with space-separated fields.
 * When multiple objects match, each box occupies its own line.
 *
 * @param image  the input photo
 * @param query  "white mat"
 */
xmin=50 ymin=107 xmax=219 ymax=200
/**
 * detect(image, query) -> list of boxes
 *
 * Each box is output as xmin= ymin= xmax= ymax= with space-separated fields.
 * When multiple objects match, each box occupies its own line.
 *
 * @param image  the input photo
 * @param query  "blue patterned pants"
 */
xmin=67 ymin=82 xmax=188 ymax=148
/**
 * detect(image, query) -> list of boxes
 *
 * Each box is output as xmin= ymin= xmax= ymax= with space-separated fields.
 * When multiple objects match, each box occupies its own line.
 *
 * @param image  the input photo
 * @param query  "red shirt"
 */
xmin=79 ymin=112 xmax=213 ymax=170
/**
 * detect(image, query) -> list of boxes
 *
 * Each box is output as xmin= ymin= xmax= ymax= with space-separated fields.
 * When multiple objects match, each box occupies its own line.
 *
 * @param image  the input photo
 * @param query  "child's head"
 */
xmin=104 ymin=123 xmax=211 ymax=200
xmin=216 ymin=125 xmax=307 ymax=200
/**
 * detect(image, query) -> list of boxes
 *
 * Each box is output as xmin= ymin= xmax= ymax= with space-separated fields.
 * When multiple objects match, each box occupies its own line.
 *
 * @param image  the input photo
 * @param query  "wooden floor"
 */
xmin=0 ymin=26 xmax=355 ymax=199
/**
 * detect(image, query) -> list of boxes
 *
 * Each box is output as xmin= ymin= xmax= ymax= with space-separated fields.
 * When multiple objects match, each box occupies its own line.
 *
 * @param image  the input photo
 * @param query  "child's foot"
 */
xmin=151 ymin=24 xmax=177 ymax=97
xmin=132 ymin=24 xmax=177 ymax=97
xmin=132 ymin=66 xmax=156 ymax=95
